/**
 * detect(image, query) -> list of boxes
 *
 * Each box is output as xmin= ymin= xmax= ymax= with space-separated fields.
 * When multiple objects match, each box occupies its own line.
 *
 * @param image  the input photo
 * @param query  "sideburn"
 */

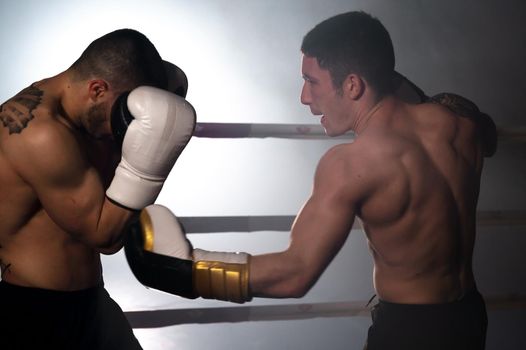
xmin=85 ymin=102 xmax=108 ymax=138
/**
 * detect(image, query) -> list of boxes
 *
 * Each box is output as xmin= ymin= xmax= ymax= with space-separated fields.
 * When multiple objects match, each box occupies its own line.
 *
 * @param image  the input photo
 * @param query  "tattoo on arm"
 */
xmin=0 ymin=84 xmax=44 ymax=134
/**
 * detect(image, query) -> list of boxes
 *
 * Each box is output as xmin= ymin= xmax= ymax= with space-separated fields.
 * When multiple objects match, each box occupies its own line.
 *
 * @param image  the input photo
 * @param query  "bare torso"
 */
xmin=354 ymin=98 xmax=482 ymax=303
xmin=0 ymin=80 xmax=118 ymax=291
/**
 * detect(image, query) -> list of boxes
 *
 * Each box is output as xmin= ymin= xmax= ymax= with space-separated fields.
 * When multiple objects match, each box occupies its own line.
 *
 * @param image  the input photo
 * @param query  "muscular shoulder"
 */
xmin=315 ymin=142 xmax=376 ymax=204
xmin=411 ymin=102 xmax=483 ymax=162
xmin=413 ymin=102 xmax=477 ymax=139
xmin=1 ymin=114 xmax=87 ymax=185
xmin=0 ymin=84 xmax=45 ymax=135
xmin=409 ymin=102 xmax=453 ymax=130
xmin=318 ymin=142 xmax=362 ymax=173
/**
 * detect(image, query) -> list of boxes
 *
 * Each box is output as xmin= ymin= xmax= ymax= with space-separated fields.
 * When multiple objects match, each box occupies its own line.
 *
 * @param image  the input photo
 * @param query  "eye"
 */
xmin=302 ymin=75 xmax=316 ymax=84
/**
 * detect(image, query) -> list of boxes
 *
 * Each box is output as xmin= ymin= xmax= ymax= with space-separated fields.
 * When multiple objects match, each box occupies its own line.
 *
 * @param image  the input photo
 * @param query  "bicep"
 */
xmin=249 ymin=148 xmax=365 ymax=297
xmin=249 ymin=190 xmax=356 ymax=298
xmin=288 ymin=150 xmax=361 ymax=277
xmin=5 ymin=124 xmax=130 ymax=246
xmin=289 ymin=185 xmax=356 ymax=277
xmin=32 ymin=155 xmax=107 ymax=235
xmin=250 ymin=191 xmax=356 ymax=298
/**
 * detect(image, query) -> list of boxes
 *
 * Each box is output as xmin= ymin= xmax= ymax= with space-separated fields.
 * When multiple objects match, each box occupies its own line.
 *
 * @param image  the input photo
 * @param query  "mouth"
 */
xmin=309 ymin=105 xmax=322 ymax=115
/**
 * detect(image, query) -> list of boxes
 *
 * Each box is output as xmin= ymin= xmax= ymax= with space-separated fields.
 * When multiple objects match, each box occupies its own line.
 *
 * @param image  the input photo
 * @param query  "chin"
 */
xmin=322 ymin=125 xmax=338 ymax=137
xmin=323 ymin=128 xmax=336 ymax=137
xmin=323 ymin=126 xmax=348 ymax=138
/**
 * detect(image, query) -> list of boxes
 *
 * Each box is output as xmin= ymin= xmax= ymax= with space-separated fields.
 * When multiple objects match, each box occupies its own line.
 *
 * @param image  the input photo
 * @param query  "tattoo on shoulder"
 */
xmin=0 ymin=84 xmax=44 ymax=135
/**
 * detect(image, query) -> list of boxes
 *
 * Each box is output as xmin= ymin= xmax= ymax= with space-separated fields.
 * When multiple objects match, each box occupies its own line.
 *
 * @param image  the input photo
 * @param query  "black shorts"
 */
xmin=0 ymin=280 xmax=142 ymax=350
xmin=365 ymin=290 xmax=488 ymax=350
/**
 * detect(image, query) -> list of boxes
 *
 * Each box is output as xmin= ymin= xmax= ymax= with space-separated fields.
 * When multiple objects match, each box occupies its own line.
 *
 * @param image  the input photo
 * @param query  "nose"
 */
xmin=300 ymin=83 xmax=311 ymax=106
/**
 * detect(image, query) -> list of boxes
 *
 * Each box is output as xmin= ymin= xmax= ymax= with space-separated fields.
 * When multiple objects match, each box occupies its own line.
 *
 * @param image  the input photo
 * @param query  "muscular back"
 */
xmin=0 ymin=81 xmax=121 ymax=290
xmin=355 ymin=99 xmax=483 ymax=303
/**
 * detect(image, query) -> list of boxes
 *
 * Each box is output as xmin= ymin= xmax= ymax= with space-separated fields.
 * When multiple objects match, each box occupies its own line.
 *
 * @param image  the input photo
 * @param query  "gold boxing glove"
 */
xmin=124 ymin=204 xmax=252 ymax=303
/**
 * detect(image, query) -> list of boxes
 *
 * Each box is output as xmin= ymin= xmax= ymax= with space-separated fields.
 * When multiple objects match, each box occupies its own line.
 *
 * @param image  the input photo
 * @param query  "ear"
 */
xmin=343 ymin=74 xmax=365 ymax=100
xmin=87 ymin=79 xmax=110 ymax=102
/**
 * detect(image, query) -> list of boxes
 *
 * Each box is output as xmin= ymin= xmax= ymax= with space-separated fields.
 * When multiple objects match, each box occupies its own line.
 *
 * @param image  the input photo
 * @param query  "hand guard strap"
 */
xmin=193 ymin=252 xmax=252 ymax=304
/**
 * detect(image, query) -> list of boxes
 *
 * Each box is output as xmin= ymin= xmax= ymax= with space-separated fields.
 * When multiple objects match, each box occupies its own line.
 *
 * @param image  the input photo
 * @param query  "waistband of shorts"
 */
xmin=0 ymin=280 xmax=104 ymax=300
xmin=376 ymin=289 xmax=484 ymax=309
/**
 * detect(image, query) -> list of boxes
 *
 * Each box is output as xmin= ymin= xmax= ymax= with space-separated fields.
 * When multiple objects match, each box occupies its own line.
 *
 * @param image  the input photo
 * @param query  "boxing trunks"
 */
xmin=0 ymin=280 xmax=142 ymax=350
xmin=365 ymin=289 xmax=487 ymax=350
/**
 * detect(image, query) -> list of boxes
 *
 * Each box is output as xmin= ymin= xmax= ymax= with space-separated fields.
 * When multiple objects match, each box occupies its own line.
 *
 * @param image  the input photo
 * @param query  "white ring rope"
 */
xmin=193 ymin=122 xmax=525 ymax=142
xmin=193 ymin=122 xmax=352 ymax=139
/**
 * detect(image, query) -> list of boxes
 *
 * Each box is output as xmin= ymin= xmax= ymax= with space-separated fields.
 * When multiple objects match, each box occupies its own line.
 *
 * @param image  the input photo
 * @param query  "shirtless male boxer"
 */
xmin=124 ymin=11 xmax=496 ymax=349
xmin=0 ymin=29 xmax=195 ymax=349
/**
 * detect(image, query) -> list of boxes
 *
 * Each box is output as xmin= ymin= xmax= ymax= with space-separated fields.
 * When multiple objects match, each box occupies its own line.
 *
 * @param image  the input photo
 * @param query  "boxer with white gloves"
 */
xmin=107 ymin=86 xmax=196 ymax=210
xmin=0 ymin=29 xmax=188 ymax=349
xmin=125 ymin=205 xmax=252 ymax=303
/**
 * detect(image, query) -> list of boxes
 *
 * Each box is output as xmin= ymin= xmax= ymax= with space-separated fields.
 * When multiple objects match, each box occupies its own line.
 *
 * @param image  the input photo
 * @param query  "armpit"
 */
xmin=0 ymin=85 xmax=43 ymax=135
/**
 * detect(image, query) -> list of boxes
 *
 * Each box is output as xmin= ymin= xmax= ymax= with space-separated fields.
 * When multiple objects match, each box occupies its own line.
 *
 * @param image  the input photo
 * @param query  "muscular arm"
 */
xmin=122 ymin=145 xmax=369 ymax=302
xmin=4 ymin=119 xmax=134 ymax=254
xmin=250 ymin=146 xmax=361 ymax=298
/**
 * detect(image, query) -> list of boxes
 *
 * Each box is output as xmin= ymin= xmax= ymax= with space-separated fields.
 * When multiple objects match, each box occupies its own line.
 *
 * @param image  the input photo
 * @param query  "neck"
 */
xmin=56 ymin=70 xmax=85 ymax=130
xmin=352 ymin=97 xmax=386 ymax=135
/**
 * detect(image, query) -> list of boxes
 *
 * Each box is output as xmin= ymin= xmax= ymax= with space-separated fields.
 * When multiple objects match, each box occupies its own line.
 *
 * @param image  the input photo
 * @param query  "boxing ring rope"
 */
xmin=126 ymin=300 xmax=371 ymax=328
xmin=193 ymin=122 xmax=352 ymax=139
xmin=496 ymin=127 xmax=526 ymax=144
xmin=178 ymin=210 xmax=526 ymax=234
xmin=125 ymin=122 xmax=526 ymax=328
xmin=192 ymin=122 xmax=526 ymax=142
xmin=126 ymin=295 xmax=526 ymax=328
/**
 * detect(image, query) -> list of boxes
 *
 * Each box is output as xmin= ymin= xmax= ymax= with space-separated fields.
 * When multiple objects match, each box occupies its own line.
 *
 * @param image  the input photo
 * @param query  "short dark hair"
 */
xmin=301 ymin=11 xmax=395 ymax=96
xmin=70 ymin=29 xmax=167 ymax=92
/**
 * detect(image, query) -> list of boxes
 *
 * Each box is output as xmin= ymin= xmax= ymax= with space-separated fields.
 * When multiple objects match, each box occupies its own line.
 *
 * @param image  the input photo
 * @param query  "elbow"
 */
xmin=91 ymin=224 xmax=127 ymax=255
xmin=253 ymin=270 xmax=313 ymax=299
xmin=282 ymin=258 xmax=321 ymax=298
xmin=91 ymin=234 xmax=124 ymax=255
xmin=280 ymin=274 xmax=315 ymax=299
xmin=96 ymin=242 xmax=123 ymax=255
xmin=286 ymin=287 xmax=309 ymax=299
xmin=292 ymin=279 xmax=314 ymax=298
xmin=251 ymin=253 xmax=319 ymax=299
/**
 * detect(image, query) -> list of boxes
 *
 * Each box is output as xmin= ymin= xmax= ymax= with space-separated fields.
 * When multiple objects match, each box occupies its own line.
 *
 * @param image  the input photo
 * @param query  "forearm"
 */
xmin=125 ymin=205 xmax=341 ymax=303
xmin=89 ymin=197 xmax=137 ymax=254
xmin=250 ymin=251 xmax=314 ymax=298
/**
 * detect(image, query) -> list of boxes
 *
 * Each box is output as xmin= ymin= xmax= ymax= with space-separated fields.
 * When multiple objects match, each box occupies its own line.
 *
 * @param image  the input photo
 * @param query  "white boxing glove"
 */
xmin=139 ymin=204 xmax=193 ymax=259
xmin=106 ymin=86 xmax=196 ymax=210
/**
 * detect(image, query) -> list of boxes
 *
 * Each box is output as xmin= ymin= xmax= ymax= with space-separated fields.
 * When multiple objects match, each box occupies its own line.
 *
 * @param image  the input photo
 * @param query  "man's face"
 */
xmin=300 ymin=55 xmax=350 ymax=137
